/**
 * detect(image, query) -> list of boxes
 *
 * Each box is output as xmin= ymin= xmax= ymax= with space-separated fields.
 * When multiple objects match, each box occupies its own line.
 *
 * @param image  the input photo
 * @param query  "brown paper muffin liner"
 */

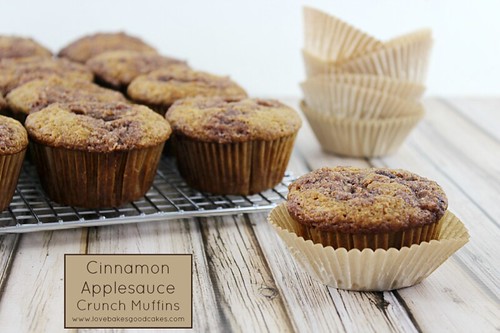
xmin=302 ymin=73 xmax=425 ymax=101
xmin=268 ymin=203 xmax=469 ymax=291
xmin=173 ymin=134 xmax=297 ymax=195
xmin=302 ymin=49 xmax=344 ymax=78
xmin=0 ymin=149 xmax=26 ymax=211
xmin=29 ymin=142 xmax=165 ymax=208
xmin=303 ymin=7 xmax=383 ymax=62
xmin=337 ymin=29 xmax=433 ymax=83
xmin=301 ymin=101 xmax=424 ymax=157
xmin=300 ymin=81 xmax=423 ymax=120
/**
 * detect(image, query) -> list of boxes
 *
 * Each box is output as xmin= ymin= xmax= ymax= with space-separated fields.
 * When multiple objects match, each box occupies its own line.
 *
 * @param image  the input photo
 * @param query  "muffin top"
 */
xmin=25 ymin=102 xmax=171 ymax=153
xmin=0 ymin=115 xmax=28 ymax=154
xmin=127 ymin=67 xmax=247 ymax=106
xmin=0 ymin=36 xmax=52 ymax=59
xmin=166 ymin=97 xmax=302 ymax=143
xmin=86 ymin=50 xmax=188 ymax=89
xmin=58 ymin=32 xmax=157 ymax=63
xmin=0 ymin=57 xmax=93 ymax=94
xmin=7 ymin=76 xmax=127 ymax=115
xmin=287 ymin=167 xmax=448 ymax=234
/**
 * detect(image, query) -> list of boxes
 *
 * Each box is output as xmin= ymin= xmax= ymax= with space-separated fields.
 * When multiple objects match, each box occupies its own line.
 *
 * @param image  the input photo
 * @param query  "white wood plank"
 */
xmin=199 ymin=214 xmax=295 ymax=332
xmin=82 ymin=219 xmax=221 ymax=333
xmin=444 ymin=97 xmax=500 ymax=142
xmin=0 ymin=234 xmax=18 ymax=294
xmin=0 ymin=230 xmax=85 ymax=333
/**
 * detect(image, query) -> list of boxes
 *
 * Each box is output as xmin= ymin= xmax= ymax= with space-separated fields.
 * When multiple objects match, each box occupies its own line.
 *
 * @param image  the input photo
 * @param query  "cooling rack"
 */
xmin=0 ymin=157 xmax=293 ymax=234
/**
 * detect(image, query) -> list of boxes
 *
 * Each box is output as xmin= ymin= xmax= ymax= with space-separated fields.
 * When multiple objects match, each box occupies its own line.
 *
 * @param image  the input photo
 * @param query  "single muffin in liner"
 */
xmin=0 ymin=115 xmax=28 ymax=211
xmin=300 ymin=81 xmax=423 ymax=120
xmin=302 ymin=73 xmax=425 ymax=101
xmin=166 ymin=97 xmax=301 ymax=195
xmin=303 ymin=7 xmax=383 ymax=62
xmin=25 ymin=102 xmax=171 ymax=208
xmin=128 ymin=66 xmax=247 ymax=116
xmin=268 ymin=203 xmax=469 ymax=291
xmin=300 ymin=101 xmax=424 ymax=157
xmin=337 ymin=29 xmax=433 ymax=84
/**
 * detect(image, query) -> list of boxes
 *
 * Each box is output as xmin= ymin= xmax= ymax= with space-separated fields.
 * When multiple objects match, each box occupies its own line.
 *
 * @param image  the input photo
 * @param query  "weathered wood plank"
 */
xmin=82 ymin=219 xmax=222 ymax=333
xmin=443 ymin=97 xmax=500 ymax=143
xmin=0 ymin=230 xmax=84 ymax=333
xmin=199 ymin=214 xmax=295 ymax=333
xmin=0 ymin=234 xmax=19 ymax=298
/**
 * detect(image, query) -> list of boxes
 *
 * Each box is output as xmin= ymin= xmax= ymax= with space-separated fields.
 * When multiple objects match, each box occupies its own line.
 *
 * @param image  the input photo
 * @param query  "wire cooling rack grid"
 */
xmin=0 ymin=157 xmax=293 ymax=234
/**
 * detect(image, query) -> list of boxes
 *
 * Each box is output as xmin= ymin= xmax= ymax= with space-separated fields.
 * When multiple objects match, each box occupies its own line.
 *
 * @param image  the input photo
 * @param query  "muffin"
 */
xmin=25 ymin=101 xmax=172 ymax=208
xmin=6 ymin=76 xmax=127 ymax=123
xmin=0 ymin=57 xmax=93 ymax=96
xmin=166 ymin=97 xmax=301 ymax=195
xmin=128 ymin=67 xmax=247 ymax=116
xmin=0 ymin=35 xmax=52 ymax=59
xmin=0 ymin=93 xmax=7 ymax=116
xmin=0 ymin=115 xmax=28 ymax=211
xmin=58 ymin=32 xmax=157 ymax=63
xmin=86 ymin=50 xmax=188 ymax=90
xmin=286 ymin=167 xmax=448 ymax=250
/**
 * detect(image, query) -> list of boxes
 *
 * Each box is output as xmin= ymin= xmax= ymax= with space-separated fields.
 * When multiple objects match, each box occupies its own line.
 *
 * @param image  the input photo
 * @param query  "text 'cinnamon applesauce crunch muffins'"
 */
xmin=286 ymin=167 xmax=447 ymax=250
xmin=166 ymin=97 xmax=302 ymax=195
xmin=0 ymin=116 xmax=28 ymax=211
xmin=6 ymin=76 xmax=127 ymax=123
xmin=86 ymin=50 xmax=189 ymax=90
xmin=268 ymin=166 xmax=469 ymax=290
xmin=25 ymin=102 xmax=172 ymax=208
xmin=0 ymin=35 xmax=52 ymax=60
xmin=58 ymin=32 xmax=157 ymax=64
xmin=127 ymin=66 xmax=247 ymax=116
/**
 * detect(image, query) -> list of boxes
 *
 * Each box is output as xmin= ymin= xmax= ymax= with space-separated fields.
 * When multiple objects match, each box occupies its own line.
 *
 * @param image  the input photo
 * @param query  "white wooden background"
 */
xmin=0 ymin=97 xmax=498 ymax=333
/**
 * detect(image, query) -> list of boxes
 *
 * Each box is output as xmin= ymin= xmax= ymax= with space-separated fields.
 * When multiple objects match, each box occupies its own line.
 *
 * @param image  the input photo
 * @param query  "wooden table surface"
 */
xmin=0 ymin=97 xmax=498 ymax=333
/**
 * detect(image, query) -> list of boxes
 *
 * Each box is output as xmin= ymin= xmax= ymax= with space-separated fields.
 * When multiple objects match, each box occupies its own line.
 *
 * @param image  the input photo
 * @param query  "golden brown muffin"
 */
xmin=127 ymin=67 xmax=247 ymax=115
xmin=166 ymin=97 xmax=301 ymax=194
xmin=58 ymin=32 xmax=157 ymax=63
xmin=86 ymin=50 xmax=188 ymax=90
xmin=6 ymin=76 xmax=127 ymax=123
xmin=286 ymin=166 xmax=448 ymax=250
xmin=0 ymin=115 xmax=28 ymax=211
xmin=0 ymin=57 xmax=93 ymax=95
xmin=0 ymin=35 xmax=52 ymax=59
xmin=25 ymin=102 xmax=171 ymax=207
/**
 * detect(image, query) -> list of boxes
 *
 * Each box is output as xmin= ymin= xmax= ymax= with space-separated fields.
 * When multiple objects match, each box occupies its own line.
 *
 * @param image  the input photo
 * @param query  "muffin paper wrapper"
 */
xmin=303 ymin=7 xmax=383 ymax=62
xmin=0 ymin=149 xmax=26 ymax=211
xmin=301 ymin=101 xmax=424 ymax=157
xmin=173 ymin=134 xmax=297 ymax=195
xmin=30 ymin=142 xmax=165 ymax=208
xmin=337 ymin=29 xmax=433 ymax=84
xmin=303 ymin=49 xmax=343 ymax=78
xmin=302 ymin=73 xmax=425 ymax=101
xmin=300 ymin=81 xmax=423 ymax=120
xmin=268 ymin=203 xmax=469 ymax=291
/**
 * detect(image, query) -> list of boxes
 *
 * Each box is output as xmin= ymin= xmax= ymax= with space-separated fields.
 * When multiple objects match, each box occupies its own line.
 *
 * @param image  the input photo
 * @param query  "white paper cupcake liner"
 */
xmin=300 ymin=101 xmax=424 ymax=157
xmin=337 ymin=29 xmax=433 ymax=84
xmin=302 ymin=49 xmax=342 ymax=78
xmin=268 ymin=203 xmax=469 ymax=291
xmin=300 ymin=81 xmax=423 ymax=120
xmin=302 ymin=73 xmax=425 ymax=101
xmin=303 ymin=6 xmax=383 ymax=62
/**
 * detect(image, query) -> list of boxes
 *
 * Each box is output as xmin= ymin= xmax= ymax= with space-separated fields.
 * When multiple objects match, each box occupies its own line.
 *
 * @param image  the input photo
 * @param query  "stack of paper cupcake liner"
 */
xmin=301 ymin=7 xmax=433 ymax=157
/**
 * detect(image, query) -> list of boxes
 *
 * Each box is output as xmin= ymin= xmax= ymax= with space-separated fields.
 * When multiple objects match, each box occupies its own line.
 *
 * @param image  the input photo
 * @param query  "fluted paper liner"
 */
xmin=301 ymin=81 xmax=423 ymax=119
xmin=268 ymin=203 xmax=469 ymax=291
xmin=303 ymin=7 xmax=383 ymax=62
xmin=302 ymin=49 xmax=343 ymax=78
xmin=303 ymin=73 xmax=425 ymax=101
xmin=337 ymin=29 xmax=433 ymax=83
xmin=0 ymin=149 xmax=26 ymax=211
xmin=173 ymin=134 xmax=297 ymax=195
xmin=30 ymin=142 xmax=165 ymax=208
xmin=301 ymin=101 xmax=424 ymax=157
